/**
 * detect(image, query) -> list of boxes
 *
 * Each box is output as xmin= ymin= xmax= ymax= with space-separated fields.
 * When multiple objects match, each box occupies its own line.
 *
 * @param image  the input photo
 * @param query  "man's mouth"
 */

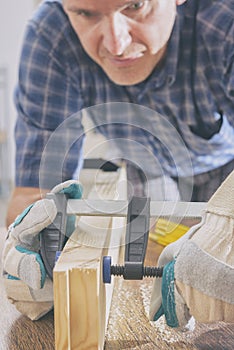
xmin=107 ymin=52 xmax=145 ymax=67
xmin=101 ymin=43 xmax=147 ymax=67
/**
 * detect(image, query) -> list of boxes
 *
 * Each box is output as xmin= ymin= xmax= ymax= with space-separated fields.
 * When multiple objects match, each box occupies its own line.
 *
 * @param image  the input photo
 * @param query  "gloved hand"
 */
xmin=2 ymin=180 xmax=82 ymax=320
xmin=149 ymin=171 xmax=234 ymax=328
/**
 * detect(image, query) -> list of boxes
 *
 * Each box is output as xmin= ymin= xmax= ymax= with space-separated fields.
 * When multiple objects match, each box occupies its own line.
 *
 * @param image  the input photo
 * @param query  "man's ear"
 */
xmin=176 ymin=0 xmax=187 ymax=5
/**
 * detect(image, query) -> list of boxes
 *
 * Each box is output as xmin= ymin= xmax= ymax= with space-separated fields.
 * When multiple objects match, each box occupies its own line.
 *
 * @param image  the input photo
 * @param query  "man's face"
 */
xmin=64 ymin=0 xmax=182 ymax=86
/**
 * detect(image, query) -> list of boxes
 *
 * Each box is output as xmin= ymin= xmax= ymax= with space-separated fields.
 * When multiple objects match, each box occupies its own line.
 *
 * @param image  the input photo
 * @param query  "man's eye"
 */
xmin=123 ymin=1 xmax=151 ymax=16
xmin=128 ymin=1 xmax=145 ymax=10
xmin=77 ymin=10 xmax=94 ymax=18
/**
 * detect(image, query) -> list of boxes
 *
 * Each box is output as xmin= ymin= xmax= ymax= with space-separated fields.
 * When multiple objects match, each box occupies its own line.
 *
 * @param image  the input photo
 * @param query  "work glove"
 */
xmin=2 ymin=180 xmax=82 ymax=320
xmin=149 ymin=170 xmax=234 ymax=328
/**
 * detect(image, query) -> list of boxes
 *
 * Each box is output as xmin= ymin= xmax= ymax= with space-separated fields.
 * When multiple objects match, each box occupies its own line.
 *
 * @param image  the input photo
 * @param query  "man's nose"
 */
xmin=102 ymin=13 xmax=132 ymax=56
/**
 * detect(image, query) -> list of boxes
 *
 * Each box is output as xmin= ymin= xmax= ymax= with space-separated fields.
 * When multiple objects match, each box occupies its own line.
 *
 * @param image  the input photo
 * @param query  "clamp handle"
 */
xmin=40 ymin=192 xmax=68 ymax=280
xmin=124 ymin=196 xmax=150 ymax=279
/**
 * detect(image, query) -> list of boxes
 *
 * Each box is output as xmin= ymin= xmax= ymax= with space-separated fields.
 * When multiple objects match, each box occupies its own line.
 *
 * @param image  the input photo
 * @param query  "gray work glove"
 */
xmin=149 ymin=170 xmax=234 ymax=328
xmin=2 ymin=180 xmax=82 ymax=320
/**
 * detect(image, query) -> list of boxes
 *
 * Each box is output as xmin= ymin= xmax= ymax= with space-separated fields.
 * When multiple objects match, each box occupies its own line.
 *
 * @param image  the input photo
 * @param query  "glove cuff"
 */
xmin=175 ymin=240 xmax=234 ymax=305
xmin=207 ymin=170 xmax=234 ymax=218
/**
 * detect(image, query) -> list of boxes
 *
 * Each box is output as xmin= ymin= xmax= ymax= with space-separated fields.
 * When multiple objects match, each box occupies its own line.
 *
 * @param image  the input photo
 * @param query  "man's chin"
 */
xmin=104 ymin=69 xmax=149 ymax=86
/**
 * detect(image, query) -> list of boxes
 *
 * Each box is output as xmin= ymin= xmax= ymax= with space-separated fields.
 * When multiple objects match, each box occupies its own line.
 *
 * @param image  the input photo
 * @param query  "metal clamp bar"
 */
xmin=67 ymin=199 xmax=206 ymax=219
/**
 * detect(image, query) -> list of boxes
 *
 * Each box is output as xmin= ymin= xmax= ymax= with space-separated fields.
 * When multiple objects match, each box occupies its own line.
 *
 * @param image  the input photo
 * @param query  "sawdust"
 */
xmin=139 ymin=280 xmax=186 ymax=344
xmin=105 ymin=278 xmax=195 ymax=349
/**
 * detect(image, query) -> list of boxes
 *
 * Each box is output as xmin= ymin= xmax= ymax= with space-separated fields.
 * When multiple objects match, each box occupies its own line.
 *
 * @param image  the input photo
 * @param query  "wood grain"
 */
xmin=53 ymin=166 xmax=127 ymax=349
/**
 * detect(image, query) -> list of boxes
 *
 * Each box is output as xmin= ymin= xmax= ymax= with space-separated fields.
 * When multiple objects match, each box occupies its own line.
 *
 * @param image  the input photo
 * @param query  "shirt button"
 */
xmin=167 ymin=76 xmax=174 ymax=86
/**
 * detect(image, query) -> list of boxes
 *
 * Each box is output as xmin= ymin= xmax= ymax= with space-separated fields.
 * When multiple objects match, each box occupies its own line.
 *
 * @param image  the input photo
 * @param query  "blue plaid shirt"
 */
xmin=14 ymin=0 xmax=234 ymax=189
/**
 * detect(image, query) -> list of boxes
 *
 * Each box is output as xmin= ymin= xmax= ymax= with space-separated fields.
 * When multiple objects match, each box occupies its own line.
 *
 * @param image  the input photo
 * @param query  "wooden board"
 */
xmin=53 ymin=166 xmax=127 ymax=350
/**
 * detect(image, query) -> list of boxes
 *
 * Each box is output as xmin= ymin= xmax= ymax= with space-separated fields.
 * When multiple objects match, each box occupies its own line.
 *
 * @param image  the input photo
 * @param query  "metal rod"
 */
xmin=67 ymin=199 xmax=206 ymax=218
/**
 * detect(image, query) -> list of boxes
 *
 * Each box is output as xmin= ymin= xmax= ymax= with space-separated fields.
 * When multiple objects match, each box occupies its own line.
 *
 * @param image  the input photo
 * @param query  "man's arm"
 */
xmin=6 ymin=187 xmax=49 ymax=227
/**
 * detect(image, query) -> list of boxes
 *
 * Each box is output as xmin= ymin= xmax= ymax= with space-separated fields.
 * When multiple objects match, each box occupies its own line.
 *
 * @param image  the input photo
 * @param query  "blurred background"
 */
xmin=0 ymin=1 xmax=107 ymax=226
xmin=0 ymin=1 xmax=41 ymax=225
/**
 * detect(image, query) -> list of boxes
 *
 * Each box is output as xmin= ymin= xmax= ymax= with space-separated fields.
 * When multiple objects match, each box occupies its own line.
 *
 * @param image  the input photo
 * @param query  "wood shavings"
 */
xmin=105 ymin=278 xmax=196 ymax=349
xmin=105 ymin=276 xmax=234 ymax=349
xmin=139 ymin=280 xmax=187 ymax=345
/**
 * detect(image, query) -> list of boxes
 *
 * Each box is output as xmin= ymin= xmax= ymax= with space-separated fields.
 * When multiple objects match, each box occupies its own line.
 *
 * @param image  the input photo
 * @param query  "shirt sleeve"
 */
xmin=14 ymin=4 xmax=85 ymax=189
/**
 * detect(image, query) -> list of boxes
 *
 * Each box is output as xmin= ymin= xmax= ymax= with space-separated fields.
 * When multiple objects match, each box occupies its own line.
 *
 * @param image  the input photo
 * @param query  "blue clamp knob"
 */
xmin=103 ymin=256 xmax=112 ymax=284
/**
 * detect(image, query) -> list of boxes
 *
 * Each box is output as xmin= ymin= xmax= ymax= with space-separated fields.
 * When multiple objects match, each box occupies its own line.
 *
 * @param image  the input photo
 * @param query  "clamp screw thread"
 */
xmin=111 ymin=265 xmax=125 ymax=276
xmin=110 ymin=265 xmax=163 ymax=278
xmin=143 ymin=266 xmax=163 ymax=278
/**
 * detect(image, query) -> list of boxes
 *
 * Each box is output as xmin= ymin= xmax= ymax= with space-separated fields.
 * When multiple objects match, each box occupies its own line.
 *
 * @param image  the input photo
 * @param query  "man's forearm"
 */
xmin=6 ymin=187 xmax=49 ymax=227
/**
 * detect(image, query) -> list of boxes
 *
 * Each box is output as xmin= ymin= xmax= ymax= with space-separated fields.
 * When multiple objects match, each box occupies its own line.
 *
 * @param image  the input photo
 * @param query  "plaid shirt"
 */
xmin=14 ymin=0 xmax=234 ymax=189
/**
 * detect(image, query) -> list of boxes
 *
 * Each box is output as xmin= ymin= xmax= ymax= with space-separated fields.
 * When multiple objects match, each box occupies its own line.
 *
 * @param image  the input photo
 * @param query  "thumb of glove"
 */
xmin=3 ymin=199 xmax=57 ymax=290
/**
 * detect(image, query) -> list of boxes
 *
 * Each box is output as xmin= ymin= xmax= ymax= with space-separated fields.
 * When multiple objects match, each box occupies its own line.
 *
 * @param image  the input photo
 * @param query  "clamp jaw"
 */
xmin=103 ymin=196 xmax=163 ymax=284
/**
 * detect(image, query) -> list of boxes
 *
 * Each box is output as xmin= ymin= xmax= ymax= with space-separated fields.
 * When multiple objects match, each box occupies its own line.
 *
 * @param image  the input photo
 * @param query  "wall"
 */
xmin=0 ymin=1 xmax=106 ymax=193
xmin=0 ymin=1 xmax=39 ymax=189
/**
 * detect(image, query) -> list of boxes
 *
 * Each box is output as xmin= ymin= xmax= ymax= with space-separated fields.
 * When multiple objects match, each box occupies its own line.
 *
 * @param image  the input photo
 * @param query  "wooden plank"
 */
xmin=53 ymin=166 xmax=127 ymax=350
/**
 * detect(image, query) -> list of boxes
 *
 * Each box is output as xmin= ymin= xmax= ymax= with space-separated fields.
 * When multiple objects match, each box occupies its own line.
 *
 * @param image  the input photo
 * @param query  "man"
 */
xmin=6 ymin=0 xmax=234 ymax=224
xmin=3 ymin=0 xmax=234 ymax=326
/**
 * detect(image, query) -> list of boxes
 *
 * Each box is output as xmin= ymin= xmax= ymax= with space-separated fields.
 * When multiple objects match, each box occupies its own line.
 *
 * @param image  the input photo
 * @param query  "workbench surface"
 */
xmin=0 ymin=227 xmax=233 ymax=350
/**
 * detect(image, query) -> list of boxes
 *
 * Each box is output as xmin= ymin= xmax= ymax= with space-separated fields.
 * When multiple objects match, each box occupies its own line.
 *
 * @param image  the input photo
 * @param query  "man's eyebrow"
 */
xmin=66 ymin=0 xmax=151 ymax=13
xmin=122 ymin=0 xmax=152 ymax=7
xmin=65 ymin=5 xmax=93 ymax=13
